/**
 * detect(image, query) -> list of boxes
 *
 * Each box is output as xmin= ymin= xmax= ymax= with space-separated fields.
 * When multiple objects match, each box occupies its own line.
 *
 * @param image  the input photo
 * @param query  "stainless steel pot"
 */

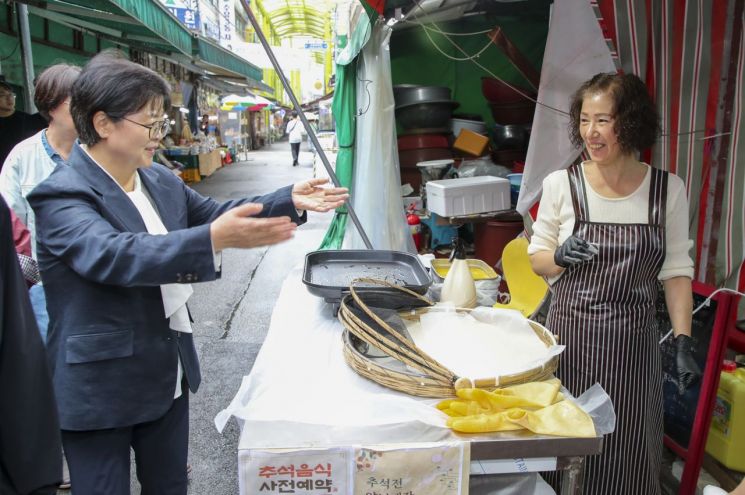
xmin=395 ymin=100 xmax=460 ymax=129
xmin=394 ymin=86 xmax=452 ymax=108
xmin=492 ymin=123 xmax=529 ymax=150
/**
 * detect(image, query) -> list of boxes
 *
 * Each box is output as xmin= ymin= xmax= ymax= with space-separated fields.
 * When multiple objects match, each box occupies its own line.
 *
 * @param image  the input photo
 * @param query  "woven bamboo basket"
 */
xmin=339 ymin=278 xmax=558 ymax=398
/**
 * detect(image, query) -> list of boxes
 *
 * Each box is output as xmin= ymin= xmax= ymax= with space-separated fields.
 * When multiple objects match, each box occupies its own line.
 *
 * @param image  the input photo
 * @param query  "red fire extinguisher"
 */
xmin=407 ymin=204 xmax=422 ymax=251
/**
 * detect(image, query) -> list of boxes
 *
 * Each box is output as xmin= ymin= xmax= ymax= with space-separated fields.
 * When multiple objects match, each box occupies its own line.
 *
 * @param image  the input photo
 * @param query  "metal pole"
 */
xmin=17 ymin=3 xmax=37 ymax=113
xmin=239 ymin=0 xmax=373 ymax=250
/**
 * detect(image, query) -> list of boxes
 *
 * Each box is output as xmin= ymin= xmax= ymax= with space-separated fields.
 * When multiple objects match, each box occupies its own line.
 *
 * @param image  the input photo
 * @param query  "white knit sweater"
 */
xmin=528 ymin=163 xmax=694 ymax=283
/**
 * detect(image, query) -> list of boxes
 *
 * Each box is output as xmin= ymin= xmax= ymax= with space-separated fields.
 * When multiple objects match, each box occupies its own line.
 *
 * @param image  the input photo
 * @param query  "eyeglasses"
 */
xmin=120 ymin=116 xmax=171 ymax=139
xmin=0 ymin=92 xmax=16 ymax=99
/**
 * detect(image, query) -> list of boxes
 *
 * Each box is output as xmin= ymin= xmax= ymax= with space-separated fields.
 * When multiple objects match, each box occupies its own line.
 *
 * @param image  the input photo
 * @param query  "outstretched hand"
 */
xmin=210 ymin=203 xmax=297 ymax=252
xmin=292 ymin=178 xmax=349 ymax=213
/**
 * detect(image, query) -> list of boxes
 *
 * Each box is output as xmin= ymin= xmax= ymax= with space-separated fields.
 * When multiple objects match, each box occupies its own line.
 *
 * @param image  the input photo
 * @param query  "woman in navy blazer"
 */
xmin=27 ymin=51 xmax=347 ymax=494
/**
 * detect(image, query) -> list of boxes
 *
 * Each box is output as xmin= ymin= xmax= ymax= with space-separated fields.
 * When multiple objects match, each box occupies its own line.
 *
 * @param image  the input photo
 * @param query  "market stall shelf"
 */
xmin=198 ymin=149 xmax=222 ymax=177
xmin=163 ymin=149 xmax=222 ymax=182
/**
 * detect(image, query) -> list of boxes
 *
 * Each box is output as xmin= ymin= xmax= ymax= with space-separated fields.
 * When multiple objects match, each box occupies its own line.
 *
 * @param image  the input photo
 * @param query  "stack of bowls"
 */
xmin=481 ymin=77 xmax=536 ymax=125
xmin=481 ymin=77 xmax=535 ymax=166
xmin=398 ymin=133 xmax=452 ymax=192
xmin=450 ymin=115 xmax=487 ymax=137
xmin=394 ymin=85 xmax=460 ymax=130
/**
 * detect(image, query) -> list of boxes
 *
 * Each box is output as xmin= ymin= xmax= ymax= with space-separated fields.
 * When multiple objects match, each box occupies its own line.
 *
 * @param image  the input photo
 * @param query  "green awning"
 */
xmin=192 ymin=37 xmax=264 ymax=82
xmin=25 ymin=0 xmax=193 ymax=55
xmin=19 ymin=0 xmax=266 ymax=87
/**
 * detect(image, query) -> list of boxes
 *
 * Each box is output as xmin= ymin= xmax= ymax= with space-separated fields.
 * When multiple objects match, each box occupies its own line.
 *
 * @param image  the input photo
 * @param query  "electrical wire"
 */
xmin=658 ymin=287 xmax=745 ymax=344
xmin=0 ymin=40 xmax=19 ymax=61
xmin=417 ymin=24 xmax=496 ymax=61
xmin=356 ymin=75 xmax=372 ymax=116
xmin=401 ymin=21 xmax=493 ymax=36
xmin=404 ymin=0 xmax=569 ymax=118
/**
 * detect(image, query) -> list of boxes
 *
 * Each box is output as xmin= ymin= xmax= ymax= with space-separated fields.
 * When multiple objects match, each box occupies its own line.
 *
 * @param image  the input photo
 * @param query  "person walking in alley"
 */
xmin=27 ymin=51 xmax=348 ymax=495
xmin=287 ymin=110 xmax=303 ymax=166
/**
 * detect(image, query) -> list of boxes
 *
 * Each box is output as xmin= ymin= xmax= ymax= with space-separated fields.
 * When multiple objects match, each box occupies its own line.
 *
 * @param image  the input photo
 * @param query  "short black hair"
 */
xmin=291 ymin=110 xmax=298 ymax=118
xmin=0 ymin=80 xmax=12 ymax=93
xmin=71 ymin=50 xmax=171 ymax=145
xmin=568 ymin=72 xmax=660 ymax=154
xmin=34 ymin=64 xmax=81 ymax=121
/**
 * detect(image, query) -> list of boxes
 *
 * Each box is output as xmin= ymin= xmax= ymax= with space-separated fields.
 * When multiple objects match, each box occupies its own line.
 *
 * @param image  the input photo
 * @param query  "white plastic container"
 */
xmin=450 ymin=118 xmax=487 ymax=136
xmin=426 ymin=176 xmax=510 ymax=217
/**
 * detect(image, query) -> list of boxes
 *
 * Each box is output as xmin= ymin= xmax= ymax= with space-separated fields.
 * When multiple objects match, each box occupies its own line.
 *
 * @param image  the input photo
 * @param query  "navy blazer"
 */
xmin=28 ymin=144 xmax=305 ymax=431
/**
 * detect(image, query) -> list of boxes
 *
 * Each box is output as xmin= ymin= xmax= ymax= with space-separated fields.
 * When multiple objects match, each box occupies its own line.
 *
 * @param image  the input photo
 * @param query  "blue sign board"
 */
xmin=167 ymin=7 xmax=200 ymax=30
xmin=304 ymin=41 xmax=328 ymax=50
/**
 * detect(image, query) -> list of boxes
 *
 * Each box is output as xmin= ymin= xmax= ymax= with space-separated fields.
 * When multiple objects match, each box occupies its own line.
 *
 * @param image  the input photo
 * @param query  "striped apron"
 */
xmin=545 ymin=164 xmax=668 ymax=494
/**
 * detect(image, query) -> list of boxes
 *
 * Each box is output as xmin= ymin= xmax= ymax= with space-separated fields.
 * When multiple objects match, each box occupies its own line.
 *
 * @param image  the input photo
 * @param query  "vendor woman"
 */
xmin=528 ymin=72 xmax=700 ymax=494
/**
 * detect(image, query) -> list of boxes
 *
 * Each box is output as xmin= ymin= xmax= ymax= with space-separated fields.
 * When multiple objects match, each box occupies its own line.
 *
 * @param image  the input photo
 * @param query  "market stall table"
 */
xmin=216 ymin=266 xmax=603 ymax=494
xmin=198 ymin=149 xmax=222 ymax=177
xmin=162 ymin=149 xmax=222 ymax=182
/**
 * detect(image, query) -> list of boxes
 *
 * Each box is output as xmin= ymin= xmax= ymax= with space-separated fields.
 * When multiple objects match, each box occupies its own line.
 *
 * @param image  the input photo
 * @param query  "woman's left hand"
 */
xmin=674 ymin=334 xmax=702 ymax=394
xmin=292 ymin=178 xmax=349 ymax=213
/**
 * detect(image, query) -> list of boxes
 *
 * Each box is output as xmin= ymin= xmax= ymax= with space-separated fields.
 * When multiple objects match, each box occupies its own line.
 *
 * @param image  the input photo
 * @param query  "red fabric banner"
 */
xmin=362 ymin=0 xmax=385 ymax=15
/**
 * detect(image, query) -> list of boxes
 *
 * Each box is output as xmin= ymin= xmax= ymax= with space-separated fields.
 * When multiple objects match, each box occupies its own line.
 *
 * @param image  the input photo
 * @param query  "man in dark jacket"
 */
xmin=0 ymin=81 xmax=46 ymax=168
xmin=0 ymin=197 xmax=62 ymax=494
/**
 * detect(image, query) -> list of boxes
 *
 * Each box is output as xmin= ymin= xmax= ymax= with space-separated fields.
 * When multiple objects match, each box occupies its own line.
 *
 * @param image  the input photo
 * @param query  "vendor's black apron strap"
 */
xmin=648 ymin=166 xmax=668 ymax=226
xmin=544 ymin=163 xmax=666 ymax=495
xmin=567 ymin=164 xmax=589 ymax=222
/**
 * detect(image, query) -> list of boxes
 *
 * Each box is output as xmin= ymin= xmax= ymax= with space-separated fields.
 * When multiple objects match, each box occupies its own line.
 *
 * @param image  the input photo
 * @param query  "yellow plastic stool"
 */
xmin=493 ymin=237 xmax=548 ymax=318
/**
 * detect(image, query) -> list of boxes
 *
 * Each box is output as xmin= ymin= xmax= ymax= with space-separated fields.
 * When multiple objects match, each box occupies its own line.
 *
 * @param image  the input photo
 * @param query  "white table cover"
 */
xmin=215 ymin=265 xmax=451 ymax=449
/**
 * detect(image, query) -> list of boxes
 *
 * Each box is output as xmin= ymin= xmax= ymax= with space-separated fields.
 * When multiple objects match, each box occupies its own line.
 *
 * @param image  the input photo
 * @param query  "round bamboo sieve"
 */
xmin=338 ymin=278 xmax=559 ymax=397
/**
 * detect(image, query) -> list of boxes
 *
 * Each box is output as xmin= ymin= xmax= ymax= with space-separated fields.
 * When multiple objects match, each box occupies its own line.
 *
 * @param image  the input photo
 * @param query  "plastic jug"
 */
xmin=441 ymin=238 xmax=477 ymax=308
xmin=705 ymin=361 xmax=745 ymax=471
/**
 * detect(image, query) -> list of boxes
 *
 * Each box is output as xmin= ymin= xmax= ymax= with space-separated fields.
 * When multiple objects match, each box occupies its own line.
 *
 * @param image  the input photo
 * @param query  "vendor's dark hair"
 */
xmin=0 ymin=80 xmax=12 ymax=92
xmin=568 ymin=72 xmax=660 ymax=154
xmin=34 ymin=64 xmax=81 ymax=121
xmin=71 ymin=50 xmax=171 ymax=145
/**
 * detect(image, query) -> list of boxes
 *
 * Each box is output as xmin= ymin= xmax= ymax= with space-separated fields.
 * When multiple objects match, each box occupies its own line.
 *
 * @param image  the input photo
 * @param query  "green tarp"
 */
xmin=389 ymin=13 xmax=549 ymax=130
xmin=318 ymin=59 xmax=356 ymax=249
xmin=319 ymin=1 xmax=378 ymax=249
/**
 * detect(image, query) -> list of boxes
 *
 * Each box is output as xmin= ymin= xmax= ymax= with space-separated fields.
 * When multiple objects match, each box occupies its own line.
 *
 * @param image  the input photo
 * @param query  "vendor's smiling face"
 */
xmin=580 ymin=91 xmax=622 ymax=165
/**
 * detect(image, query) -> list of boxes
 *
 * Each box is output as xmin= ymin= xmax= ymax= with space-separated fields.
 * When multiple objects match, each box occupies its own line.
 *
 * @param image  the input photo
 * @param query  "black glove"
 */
xmin=553 ymin=235 xmax=598 ymax=268
xmin=674 ymin=334 xmax=702 ymax=394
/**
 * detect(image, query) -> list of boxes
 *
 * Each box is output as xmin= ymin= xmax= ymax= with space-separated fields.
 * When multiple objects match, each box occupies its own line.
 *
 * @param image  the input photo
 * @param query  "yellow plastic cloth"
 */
xmin=436 ymin=380 xmax=596 ymax=438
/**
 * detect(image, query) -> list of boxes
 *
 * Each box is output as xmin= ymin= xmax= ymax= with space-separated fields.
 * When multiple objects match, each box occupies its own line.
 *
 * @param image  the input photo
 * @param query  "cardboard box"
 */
xmin=426 ymin=176 xmax=510 ymax=217
xmin=453 ymin=128 xmax=490 ymax=156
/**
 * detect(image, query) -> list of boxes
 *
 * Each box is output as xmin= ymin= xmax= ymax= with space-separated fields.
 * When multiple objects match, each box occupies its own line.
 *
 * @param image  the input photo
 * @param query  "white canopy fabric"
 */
xmin=222 ymin=93 xmax=258 ymax=105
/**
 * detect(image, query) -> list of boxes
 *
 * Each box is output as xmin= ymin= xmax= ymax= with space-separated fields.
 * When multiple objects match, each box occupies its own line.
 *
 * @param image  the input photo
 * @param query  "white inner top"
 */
xmin=528 ymin=163 xmax=694 ymax=283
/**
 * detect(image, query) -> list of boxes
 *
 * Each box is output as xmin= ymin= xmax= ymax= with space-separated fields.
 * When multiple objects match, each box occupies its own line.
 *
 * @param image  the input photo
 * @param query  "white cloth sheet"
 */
xmin=215 ymin=265 xmax=450 ymax=449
